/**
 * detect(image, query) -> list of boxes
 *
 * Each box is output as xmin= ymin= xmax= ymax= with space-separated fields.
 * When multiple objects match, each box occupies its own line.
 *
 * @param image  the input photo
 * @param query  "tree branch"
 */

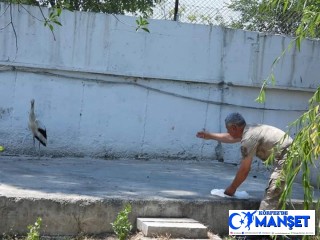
xmin=19 ymin=4 xmax=43 ymax=22
xmin=37 ymin=4 xmax=56 ymax=40
xmin=0 ymin=3 xmax=10 ymax=18
xmin=9 ymin=2 xmax=18 ymax=54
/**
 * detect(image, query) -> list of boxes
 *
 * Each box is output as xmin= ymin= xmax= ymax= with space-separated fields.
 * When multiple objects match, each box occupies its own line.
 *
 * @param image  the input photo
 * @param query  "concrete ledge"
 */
xmin=0 ymin=197 xmax=259 ymax=236
xmin=1 ymin=196 xmax=312 ymax=236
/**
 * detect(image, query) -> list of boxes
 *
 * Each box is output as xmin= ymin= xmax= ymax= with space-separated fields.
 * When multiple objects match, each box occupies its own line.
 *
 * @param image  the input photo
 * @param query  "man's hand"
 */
xmin=196 ymin=131 xmax=211 ymax=140
xmin=224 ymin=186 xmax=236 ymax=196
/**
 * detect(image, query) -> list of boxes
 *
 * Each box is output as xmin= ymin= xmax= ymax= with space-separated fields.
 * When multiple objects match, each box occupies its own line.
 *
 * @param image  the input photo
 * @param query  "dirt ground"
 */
xmin=1 ymin=231 xmax=224 ymax=240
xmin=77 ymin=232 xmax=223 ymax=240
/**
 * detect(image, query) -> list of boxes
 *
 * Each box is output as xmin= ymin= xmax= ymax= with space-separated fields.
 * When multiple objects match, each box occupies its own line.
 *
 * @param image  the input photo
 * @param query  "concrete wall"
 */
xmin=0 ymin=196 xmax=260 ymax=236
xmin=0 ymin=3 xmax=318 ymax=162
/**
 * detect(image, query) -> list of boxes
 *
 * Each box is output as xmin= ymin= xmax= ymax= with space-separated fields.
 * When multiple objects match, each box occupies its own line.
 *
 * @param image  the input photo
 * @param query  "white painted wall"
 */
xmin=0 ymin=3 xmax=318 ymax=164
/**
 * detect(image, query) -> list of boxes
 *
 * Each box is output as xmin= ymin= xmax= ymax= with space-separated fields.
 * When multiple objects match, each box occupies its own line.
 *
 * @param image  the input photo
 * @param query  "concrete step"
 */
xmin=137 ymin=218 xmax=208 ymax=239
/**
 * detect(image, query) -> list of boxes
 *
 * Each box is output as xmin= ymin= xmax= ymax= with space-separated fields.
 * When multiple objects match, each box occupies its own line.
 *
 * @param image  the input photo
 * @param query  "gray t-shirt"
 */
xmin=241 ymin=124 xmax=293 ymax=161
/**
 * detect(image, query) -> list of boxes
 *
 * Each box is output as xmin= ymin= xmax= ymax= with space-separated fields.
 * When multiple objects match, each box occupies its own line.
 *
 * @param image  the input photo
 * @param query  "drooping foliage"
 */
xmin=227 ymin=0 xmax=320 ymax=38
xmin=3 ymin=0 xmax=158 ymax=16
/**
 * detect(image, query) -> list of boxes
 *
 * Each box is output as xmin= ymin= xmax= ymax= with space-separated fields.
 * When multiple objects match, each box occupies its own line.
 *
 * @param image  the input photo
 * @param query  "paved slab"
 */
xmin=0 ymin=155 xmax=318 ymax=236
xmin=1 ymin=155 xmax=316 ymax=201
xmin=137 ymin=218 xmax=208 ymax=238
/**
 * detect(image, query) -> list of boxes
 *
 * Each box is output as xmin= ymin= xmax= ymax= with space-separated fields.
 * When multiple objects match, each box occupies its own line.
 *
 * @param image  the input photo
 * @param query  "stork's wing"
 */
xmin=35 ymin=119 xmax=46 ymax=130
xmin=35 ymin=119 xmax=47 ymax=139
xmin=38 ymin=128 xmax=47 ymax=139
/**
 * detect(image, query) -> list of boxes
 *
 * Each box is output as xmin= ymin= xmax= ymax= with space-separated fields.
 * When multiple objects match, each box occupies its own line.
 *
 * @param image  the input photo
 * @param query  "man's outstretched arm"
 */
xmin=224 ymin=155 xmax=253 ymax=196
xmin=196 ymin=131 xmax=241 ymax=143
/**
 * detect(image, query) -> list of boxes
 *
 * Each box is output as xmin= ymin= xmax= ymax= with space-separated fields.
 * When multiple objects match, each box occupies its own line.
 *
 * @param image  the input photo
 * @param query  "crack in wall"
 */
xmin=139 ymin=90 xmax=149 ymax=158
xmin=200 ymin=87 xmax=211 ymax=160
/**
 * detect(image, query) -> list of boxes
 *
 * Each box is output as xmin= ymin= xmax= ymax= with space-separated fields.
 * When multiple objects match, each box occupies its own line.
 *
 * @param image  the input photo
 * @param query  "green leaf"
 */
xmin=57 ymin=8 xmax=62 ymax=16
xmin=270 ymin=73 xmax=276 ymax=85
xmin=283 ymin=0 xmax=288 ymax=12
xmin=296 ymin=35 xmax=303 ymax=51
xmin=53 ymin=20 xmax=62 ymax=26
xmin=255 ymin=81 xmax=267 ymax=103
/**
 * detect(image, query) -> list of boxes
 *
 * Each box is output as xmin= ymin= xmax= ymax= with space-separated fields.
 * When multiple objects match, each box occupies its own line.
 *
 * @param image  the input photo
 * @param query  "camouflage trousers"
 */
xmin=259 ymin=155 xmax=287 ymax=210
xmin=259 ymin=176 xmax=285 ymax=210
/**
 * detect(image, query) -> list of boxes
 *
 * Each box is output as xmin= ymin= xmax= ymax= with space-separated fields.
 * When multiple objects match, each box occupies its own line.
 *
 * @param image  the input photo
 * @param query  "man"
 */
xmin=196 ymin=112 xmax=292 ymax=210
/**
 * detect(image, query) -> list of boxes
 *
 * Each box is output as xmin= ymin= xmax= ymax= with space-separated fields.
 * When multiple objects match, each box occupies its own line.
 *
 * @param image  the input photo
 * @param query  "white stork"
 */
xmin=28 ymin=99 xmax=47 ymax=150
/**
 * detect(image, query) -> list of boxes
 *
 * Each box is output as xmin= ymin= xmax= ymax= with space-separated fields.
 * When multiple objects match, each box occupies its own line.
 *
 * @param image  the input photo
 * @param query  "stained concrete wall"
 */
xmin=0 ymin=3 xmax=319 ymax=162
xmin=0 ymin=196 xmax=261 ymax=236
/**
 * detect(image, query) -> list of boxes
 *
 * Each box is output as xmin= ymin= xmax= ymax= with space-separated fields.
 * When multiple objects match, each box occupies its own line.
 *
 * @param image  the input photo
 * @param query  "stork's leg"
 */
xmin=33 ymin=136 xmax=35 ymax=149
xmin=38 ymin=141 xmax=41 ymax=158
